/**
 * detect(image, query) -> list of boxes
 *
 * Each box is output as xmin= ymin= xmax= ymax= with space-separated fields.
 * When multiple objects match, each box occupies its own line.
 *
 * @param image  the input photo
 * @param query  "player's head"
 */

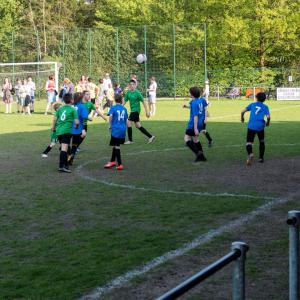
xmin=129 ymin=79 xmax=136 ymax=90
xmin=256 ymin=92 xmax=266 ymax=102
xmin=189 ymin=86 xmax=201 ymax=99
xmin=73 ymin=92 xmax=83 ymax=104
xmin=63 ymin=93 xmax=73 ymax=104
xmin=52 ymin=102 xmax=62 ymax=111
xmin=82 ymin=90 xmax=90 ymax=101
xmin=115 ymin=93 xmax=123 ymax=104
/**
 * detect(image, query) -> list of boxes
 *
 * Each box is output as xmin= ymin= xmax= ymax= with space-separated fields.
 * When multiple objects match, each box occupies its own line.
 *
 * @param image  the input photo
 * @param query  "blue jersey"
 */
xmin=246 ymin=102 xmax=270 ymax=131
xmin=187 ymin=97 xmax=208 ymax=130
xmin=71 ymin=103 xmax=88 ymax=134
xmin=108 ymin=104 xmax=128 ymax=138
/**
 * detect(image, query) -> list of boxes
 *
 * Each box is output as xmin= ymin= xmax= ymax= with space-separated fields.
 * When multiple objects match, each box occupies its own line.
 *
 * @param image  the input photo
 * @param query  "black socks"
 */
xmin=43 ymin=145 xmax=52 ymax=154
xmin=127 ymin=127 xmax=133 ymax=141
xmin=138 ymin=126 xmax=152 ymax=138
xmin=59 ymin=151 xmax=68 ymax=168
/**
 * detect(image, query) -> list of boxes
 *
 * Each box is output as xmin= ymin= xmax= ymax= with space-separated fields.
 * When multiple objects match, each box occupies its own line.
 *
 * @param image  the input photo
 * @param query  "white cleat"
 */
xmin=124 ymin=141 xmax=134 ymax=145
xmin=148 ymin=135 xmax=156 ymax=144
xmin=41 ymin=154 xmax=48 ymax=158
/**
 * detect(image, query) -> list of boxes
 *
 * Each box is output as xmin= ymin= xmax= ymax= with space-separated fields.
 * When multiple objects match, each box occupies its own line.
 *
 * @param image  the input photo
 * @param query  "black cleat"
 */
xmin=258 ymin=158 xmax=264 ymax=163
xmin=58 ymin=167 xmax=72 ymax=173
xmin=208 ymin=140 xmax=213 ymax=148
xmin=195 ymin=153 xmax=207 ymax=162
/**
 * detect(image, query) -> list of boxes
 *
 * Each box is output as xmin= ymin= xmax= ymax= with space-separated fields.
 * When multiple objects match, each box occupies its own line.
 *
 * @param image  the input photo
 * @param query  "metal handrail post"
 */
xmin=287 ymin=210 xmax=300 ymax=300
xmin=232 ymin=242 xmax=249 ymax=300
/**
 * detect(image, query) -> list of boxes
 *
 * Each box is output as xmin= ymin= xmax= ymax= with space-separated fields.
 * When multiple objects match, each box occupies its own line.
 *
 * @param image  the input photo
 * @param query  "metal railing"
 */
xmin=287 ymin=210 xmax=300 ymax=300
xmin=157 ymin=241 xmax=249 ymax=300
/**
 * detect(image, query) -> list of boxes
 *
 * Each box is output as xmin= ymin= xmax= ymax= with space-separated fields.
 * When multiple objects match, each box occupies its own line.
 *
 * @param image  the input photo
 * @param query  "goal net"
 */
xmin=0 ymin=62 xmax=59 ymax=99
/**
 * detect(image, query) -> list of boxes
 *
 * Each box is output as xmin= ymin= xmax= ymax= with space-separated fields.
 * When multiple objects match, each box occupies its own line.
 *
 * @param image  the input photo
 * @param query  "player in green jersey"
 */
xmin=124 ymin=80 xmax=155 ymax=144
xmin=41 ymin=102 xmax=62 ymax=158
xmin=52 ymin=93 xmax=79 ymax=173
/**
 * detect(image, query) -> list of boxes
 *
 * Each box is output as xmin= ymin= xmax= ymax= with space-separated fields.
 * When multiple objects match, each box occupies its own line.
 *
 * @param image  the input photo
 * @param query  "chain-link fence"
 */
xmin=0 ymin=24 xmax=299 ymax=99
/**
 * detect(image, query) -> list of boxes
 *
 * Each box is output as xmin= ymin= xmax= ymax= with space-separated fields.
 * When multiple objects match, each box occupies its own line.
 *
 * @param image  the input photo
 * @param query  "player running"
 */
xmin=124 ymin=79 xmax=155 ymax=144
xmin=104 ymin=93 xmax=128 ymax=170
xmin=241 ymin=92 xmax=271 ymax=165
xmin=184 ymin=86 xmax=207 ymax=162
xmin=52 ymin=93 xmax=79 ymax=173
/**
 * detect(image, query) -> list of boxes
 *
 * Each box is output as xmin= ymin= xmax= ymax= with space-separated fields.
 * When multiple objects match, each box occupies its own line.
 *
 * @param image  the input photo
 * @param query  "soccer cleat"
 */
xmin=195 ymin=153 xmax=207 ymax=162
xmin=258 ymin=158 xmax=264 ymax=163
xmin=208 ymin=140 xmax=213 ymax=148
xmin=148 ymin=135 xmax=156 ymax=144
xmin=68 ymin=154 xmax=74 ymax=166
xmin=104 ymin=161 xmax=116 ymax=169
xmin=41 ymin=153 xmax=48 ymax=158
xmin=124 ymin=141 xmax=134 ymax=145
xmin=58 ymin=167 xmax=71 ymax=173
xmin=116 ymin=164 xmax=124 ymax=170
xmin=246 ymin=154 xmax=254 ymax=166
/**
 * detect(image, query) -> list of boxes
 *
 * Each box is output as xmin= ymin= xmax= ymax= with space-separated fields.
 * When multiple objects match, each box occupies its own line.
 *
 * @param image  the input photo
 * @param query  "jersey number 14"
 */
xmin=117 ymin=110 xmax=125 ymax=121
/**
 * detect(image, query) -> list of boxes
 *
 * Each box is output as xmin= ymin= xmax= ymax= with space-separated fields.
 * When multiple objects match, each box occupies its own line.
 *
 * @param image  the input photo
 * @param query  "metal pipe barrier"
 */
xmin=287 ymin=210 xmax=300 ymax=300
xmin=156 ymin=241 xmax=249 ymax=300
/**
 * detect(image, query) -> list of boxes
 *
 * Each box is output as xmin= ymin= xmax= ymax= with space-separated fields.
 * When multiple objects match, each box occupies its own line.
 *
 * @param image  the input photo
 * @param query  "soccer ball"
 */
xmin=136 ymin=53 xmax=147 ymax=64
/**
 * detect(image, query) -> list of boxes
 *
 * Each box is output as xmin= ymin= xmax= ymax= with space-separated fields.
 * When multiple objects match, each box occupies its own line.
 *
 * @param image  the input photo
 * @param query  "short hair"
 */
xmin=73 ymin=92 xmax=83 ymax=104
xmin=256 ymin=92 xmax=266 ymax=102
xmin=87 ymin=77 xmax=92 ymax=82
xmin=189 ymin=86 xmax=201 ymax=98
xmin=63 ymin=93 xmax=73 ymax=104
xmin=52 ymin=102 xmax=62 ymax=111
xmin=49 ymin=75 xmax=54 ymax=80
xmin=82 ymin=90 xmax=89 ymax=94
xmin=115 ymin=93 xmax=123 ymax=103
xmin=99 ymin=79 xmax=103 ymax=83
xmin=129 ymin=79 xmax=136 ymax=84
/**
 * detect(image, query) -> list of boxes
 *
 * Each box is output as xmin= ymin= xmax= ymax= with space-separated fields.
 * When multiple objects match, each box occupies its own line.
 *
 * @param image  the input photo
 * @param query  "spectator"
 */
xmin=147 ymin=76 xmax=157 ymax=116
xmin=45 ymin=75 xmax=56 ymax=115
xmin=86 ymin=77 xmax=99 ymax=104
xmin=114 ymin=83 xmax=123 ymax=95
xmin=15 ymin=78 xmax=22 ymax=113
xmin=27 ymin=76 xmax=36 ymax=113
xmin=103 ymin=73 xmax=112 ymax=94
xmin=2 ymin=77 xmax=13 ymax=114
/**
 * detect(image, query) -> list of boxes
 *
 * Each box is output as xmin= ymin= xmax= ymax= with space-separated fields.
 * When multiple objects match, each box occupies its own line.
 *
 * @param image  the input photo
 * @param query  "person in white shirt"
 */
xmin=147 ymin=76 xmax=157 ymax=116
xmin=27 ymin=76 xmax=36 ymax=113
xmin=103 ymin=73 xmax=112 ymax=94
xmin=203 ymin=80 xmax=210 ymax=105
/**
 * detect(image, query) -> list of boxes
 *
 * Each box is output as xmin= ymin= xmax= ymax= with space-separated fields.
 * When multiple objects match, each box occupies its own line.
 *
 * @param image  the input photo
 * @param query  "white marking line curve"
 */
xmin=79 ymin=194 xmax=294 ymax=300
xmin=75 ymin=143 xmax=299 ymax=201
xmin=76 ymin=144 xmax=298 ymax=299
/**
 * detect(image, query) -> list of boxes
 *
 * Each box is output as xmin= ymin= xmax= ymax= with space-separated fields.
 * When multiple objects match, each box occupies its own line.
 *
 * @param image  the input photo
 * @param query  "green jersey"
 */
xmin=124 ymin=89 xmax=144 ymax=113
xmin=83 ymin=101 xmax=96 ymax=125
xmin=55 ymin=105 xmax=78 ymax=136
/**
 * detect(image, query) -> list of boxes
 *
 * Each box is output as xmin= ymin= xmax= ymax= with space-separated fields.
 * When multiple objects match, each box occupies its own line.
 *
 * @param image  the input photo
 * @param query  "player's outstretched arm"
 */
xmin=143 ymin=101 xmax=150 ymax=118
xmin=96 ymin=109 xmax=107 ymax=121
xmin=266 ymin=115 xmax=271 ymax=126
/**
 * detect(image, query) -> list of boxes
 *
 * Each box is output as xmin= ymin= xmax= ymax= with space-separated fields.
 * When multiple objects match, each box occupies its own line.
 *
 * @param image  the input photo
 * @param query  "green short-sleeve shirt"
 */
xmin=55 ymin=105 xmax=78 ymax=136
xmin=124 ymin=89 xmax=144 ymax=113
xmin=83 ymin=101 xmax=96 ymax=125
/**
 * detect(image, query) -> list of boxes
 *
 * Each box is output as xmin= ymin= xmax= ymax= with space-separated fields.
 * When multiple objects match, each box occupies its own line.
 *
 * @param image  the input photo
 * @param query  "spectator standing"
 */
xmin=45 ymin=75 xmax=56 ymax=115
xmin=2 ymin=77 xmax=13 ymax=114
xmin=27 ymin=76 xmax=36 ymax=113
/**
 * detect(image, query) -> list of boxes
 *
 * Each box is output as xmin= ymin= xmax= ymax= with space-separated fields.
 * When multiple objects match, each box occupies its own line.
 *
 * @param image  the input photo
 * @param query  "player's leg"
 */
xmin=134 ymin=113 xmax=155 ymax=143
xmin=257 ymin=130 xmax=265 ymax=163
xmin=58 ymin=134 xmax=71 ymax=173
xmin=193 ymin=136 xmax=207 ymax=162
xmin=202 ymin=124 xmax=213 ymax=147
xmin=125 ymin=119 xmax=134 ymax=144
xmin=246 ymin=129 xmax=255 ymax=165
xmin=68 ymin=134 xmax=82 ymax=165
xmin=184 ymin=131 xmax=198 ymax=155
xmin=42 ymin=140 xmax=56 ymax=157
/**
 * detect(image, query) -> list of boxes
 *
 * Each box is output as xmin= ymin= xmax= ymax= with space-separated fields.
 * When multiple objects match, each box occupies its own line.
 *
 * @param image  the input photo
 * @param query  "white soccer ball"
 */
xmin=136 ymin=53 xmax=147 ymax=64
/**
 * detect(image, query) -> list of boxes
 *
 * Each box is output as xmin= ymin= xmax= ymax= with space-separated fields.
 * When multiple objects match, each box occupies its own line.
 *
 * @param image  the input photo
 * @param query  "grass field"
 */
xmin=0 ymin=99 xmax=299 ymax=299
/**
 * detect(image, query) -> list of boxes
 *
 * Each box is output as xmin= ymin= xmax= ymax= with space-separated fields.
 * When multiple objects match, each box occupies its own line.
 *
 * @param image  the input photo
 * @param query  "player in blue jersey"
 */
xmin=184 ymin=86 xmax=207 ymax=162
xmin=241 ymin=92 xmax=271 ymax=165
xmin=68 ymin=92 xmax=89 ymax=165
xmin=104 ymin=93 xmax=128 ymax=170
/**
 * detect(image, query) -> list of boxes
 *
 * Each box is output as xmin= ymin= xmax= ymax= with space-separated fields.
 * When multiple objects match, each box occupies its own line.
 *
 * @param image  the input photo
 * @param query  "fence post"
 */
xmin=11 ymin=30 xmax=15 ymax=84
xmin=232 ymin=241 xmax=249 ymax=300
xmin=204 ymin=23 xmax=208 ymax=82
xmin=144 ymin=25 xmax=148 ymax=98
xmin=62 ymin=29 xmax=66 ymax=79
xmin=287 ymin=210 xmax=300 ymax=300
xmin=88 ymin=28 xmax=92 ymax=76
xmin=173 ymin=24 xmax=176 ymax=100
xmin=115 ymin=27 xmax=120 ymax=84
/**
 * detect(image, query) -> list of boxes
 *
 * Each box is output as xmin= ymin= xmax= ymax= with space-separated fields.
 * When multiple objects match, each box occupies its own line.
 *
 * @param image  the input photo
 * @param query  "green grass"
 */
xmin=0 ymin=99 xmax=299 ymax=298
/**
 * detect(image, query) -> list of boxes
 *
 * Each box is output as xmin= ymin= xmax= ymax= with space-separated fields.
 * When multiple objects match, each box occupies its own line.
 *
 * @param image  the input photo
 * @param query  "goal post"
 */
xmin=0 ymin=61 xmax=60 ymax=99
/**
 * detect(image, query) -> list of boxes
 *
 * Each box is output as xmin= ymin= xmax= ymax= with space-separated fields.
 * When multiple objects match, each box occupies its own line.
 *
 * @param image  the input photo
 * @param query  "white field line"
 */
xmin=210 ymin=103 xmax=300 ymax=120
xmin=76 ymin=143 xmax=299 ymax=201
xmin=76 ymin=145 xmax=298 ymax=299
xmin=79 ymin=194 xmax=294 ymax=300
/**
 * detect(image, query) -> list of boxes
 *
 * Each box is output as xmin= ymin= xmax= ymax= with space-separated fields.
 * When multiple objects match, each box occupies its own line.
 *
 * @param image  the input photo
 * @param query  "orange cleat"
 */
xmin=116 ymin=164 xmax=124 ymax=170
xmin=104 ymin=161 xmax=116 ymax=169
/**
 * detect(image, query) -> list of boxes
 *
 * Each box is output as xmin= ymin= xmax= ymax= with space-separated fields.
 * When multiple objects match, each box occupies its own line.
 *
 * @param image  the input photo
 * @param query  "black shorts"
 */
xmin=58 ymin=133 xmax=72 ymax=144
xmin=83 ymin=124 xmax=88 ymax=131
xmin=128 ymin=112 xmax=140 ymax=122
xmin=247 ymin=128 xmax=265 ymax=143
xmin=185 ymin=129 xmax=196 ymax=137
xmin=72 ymin=134 xmax=82 ymax=145
xmin=110 ymin=136 xmax=125 ymax=146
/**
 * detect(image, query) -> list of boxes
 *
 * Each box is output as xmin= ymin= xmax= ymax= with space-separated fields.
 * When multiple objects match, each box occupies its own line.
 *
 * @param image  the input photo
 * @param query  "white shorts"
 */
xmin=148 ymin=95 xmax=156 ymax=104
